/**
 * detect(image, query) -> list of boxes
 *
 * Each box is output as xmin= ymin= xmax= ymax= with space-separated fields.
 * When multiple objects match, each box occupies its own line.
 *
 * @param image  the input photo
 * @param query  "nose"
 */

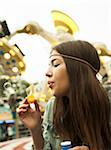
xmin=45 ymin=68 xmax=52 ymax=77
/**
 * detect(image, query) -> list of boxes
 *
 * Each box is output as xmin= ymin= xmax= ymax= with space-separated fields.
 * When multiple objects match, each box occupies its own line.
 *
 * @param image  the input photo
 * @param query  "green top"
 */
xmin=42 ymin=98 xmax=61 ymax=150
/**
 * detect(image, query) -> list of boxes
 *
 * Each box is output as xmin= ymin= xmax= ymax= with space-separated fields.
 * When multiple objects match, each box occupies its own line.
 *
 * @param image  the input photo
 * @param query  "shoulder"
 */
xmin=43 ymin=97 xmax=55 ymax=121
xmin=46 ymin=97 xmax=55 ymax=110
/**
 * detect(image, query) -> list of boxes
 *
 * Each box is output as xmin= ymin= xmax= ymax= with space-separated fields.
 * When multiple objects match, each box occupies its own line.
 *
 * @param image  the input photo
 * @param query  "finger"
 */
xmin=16 ymin=108 xmax=28 ymax=118
xmin=69 ymin=147 xmax=81 ymax=150
xmin=80 ymin=146 xmax=89 ymax=150
xmin=24 ymin=98 xmax=29 ymax=104
xmin=70 ymin=146 xmax=89 ymax=150
xmin=34 ymin=101 xmax=40 ymax=112
xmin=18 ymin=103 xmax=29 ymax=109
xmin=19 ymin=98 xmax=28 ymax=105
xmin=16 ymin=104 xmax=29 ymax=113
xmin=16 ymin=107 xmax=28 ymax=113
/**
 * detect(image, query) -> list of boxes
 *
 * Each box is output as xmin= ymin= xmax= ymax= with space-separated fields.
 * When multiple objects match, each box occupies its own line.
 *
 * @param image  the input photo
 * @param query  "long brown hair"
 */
xmin=53 ymin=40 xmax=111 ymax=150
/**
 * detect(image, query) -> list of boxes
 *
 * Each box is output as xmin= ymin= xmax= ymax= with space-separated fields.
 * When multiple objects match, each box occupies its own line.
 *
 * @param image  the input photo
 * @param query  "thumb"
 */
xmin=34 ymin=100 xmax=40 ymax=112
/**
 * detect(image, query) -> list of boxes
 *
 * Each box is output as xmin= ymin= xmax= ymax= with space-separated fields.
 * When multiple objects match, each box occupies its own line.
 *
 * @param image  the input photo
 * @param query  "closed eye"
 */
xmin=53 ymin=64 xmax=59 ymax=67
xmin=51 ymin=59 xmax=60 ymax=67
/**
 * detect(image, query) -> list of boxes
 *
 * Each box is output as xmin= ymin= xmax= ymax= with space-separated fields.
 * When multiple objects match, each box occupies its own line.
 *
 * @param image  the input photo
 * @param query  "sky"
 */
xmin=0 ymin=0 xmax=111 ymax=83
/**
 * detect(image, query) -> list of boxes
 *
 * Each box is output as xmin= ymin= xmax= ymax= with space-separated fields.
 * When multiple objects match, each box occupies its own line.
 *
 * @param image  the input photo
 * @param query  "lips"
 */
xmin=48 ymin=81 xmax=54 ymax=89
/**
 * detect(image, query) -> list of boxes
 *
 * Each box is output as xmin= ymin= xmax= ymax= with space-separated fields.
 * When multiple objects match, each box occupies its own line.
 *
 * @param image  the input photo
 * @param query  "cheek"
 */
xmin=55 ymin=70 xmax=69 ymax=95
xmin=61 ymin=76 xmax=69 ymax=92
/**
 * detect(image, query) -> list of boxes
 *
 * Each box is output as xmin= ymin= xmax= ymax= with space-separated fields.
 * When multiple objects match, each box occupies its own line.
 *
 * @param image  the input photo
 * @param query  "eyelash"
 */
xmin=53 ymin=64 xmax=59 ymax=67
xmin=50 ymin=59 xmax=60 ymax=67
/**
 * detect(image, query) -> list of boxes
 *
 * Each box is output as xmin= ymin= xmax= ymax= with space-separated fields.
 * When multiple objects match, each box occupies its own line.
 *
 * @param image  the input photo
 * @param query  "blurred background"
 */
xmin=0 ymin=0 xmax=111 ymax=149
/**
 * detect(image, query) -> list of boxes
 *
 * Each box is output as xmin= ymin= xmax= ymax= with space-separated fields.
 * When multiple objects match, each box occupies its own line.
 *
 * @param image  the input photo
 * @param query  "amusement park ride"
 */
xmin=0 ymin=10 xmax=79 ymax=78
xmin=0 ymin=10 xmax=110 ymax=79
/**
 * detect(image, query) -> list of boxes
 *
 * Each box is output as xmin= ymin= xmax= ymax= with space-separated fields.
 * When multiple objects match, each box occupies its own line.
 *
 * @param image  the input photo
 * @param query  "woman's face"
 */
xmin=46 ymin=50 xmax=70 ymax=98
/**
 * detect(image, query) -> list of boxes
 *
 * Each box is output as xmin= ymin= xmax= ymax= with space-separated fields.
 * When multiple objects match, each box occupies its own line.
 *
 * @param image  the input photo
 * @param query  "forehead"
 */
xmin=49 ymin=50 xmax=63 ymax=60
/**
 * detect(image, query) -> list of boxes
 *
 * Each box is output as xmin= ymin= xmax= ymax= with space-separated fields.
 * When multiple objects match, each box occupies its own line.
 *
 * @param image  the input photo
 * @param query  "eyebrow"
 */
xmin=51 ymin=58 xmax=56 ymax=63
xmin=49 ymin=54 xmax=61 ymax=58
xmin=50 ymin=58 xmax=62 ymax=65
xmin=49 ymin=54 xmax=63 ymax=63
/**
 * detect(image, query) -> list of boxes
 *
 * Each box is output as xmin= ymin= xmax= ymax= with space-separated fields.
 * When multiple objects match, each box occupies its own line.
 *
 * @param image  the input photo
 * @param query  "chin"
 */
xmin=51 ymin=89 xmax=66 ymax=98
xmin=52 ymin=91 xmax=58 ymax=97
xmin=53 ymin=92 xmax=63 ymax=98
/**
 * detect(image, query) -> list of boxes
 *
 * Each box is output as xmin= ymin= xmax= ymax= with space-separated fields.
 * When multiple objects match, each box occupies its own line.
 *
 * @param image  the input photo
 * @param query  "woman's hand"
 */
xmin=16 ymin=99 xmax=42 ymax=130
xmin=70 ymin=145 xmax=89 ymax=150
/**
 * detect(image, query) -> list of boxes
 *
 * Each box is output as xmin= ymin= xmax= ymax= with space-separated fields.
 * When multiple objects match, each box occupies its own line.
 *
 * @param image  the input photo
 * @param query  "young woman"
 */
xmin=17 ymin=40 xmax=111 ymax=150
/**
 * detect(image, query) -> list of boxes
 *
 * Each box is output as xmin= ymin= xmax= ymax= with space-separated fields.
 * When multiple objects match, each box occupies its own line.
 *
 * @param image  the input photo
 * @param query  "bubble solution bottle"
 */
xmin=61 ymin=141 xmax=72 ymax=150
